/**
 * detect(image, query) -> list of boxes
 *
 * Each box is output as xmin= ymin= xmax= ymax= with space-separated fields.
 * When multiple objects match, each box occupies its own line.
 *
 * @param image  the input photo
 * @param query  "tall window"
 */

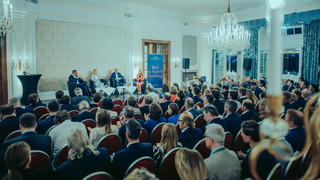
xmin=213 ymin=51 xmax=224 ymax=84
xmin=260 ymin=50 xmax=267 ymax=78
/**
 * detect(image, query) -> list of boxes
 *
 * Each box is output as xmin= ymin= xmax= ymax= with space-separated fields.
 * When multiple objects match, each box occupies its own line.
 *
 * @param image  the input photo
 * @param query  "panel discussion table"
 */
xmin=17 ymin=74 xmax=42 ymax=105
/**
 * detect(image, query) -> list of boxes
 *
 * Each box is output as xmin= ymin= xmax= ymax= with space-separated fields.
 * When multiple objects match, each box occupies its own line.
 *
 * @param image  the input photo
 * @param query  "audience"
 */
xmin=177 ymin=112 xmax=202 ymax=149
xmin=237 ymin=87 xmax=247 ymax=104
xmin=144 ymin=103 xmax=167 ymax=134
xmin=228 ymin=90 xmax=241 ymax=109
xmin=176 ymin=90 xmax=186 ymax=110
xmin=0 ymin=104 xmax=20 ymax=146
xmin=251 ymin=81 xmax=263 ymax=98
xmin=246 ymin=89 xmax=258 ymax=105
xmin=212 ymin=89 xmax=224 ymax=115
xmin=185 ymin=98 xmax=202 ymax=119
xmin=223 ymin=100 xmax=242 ymax=137
xmin=192 ymin=87 xmax=203 ymax=104
xmin=90 ymin=92 xmax=102 ymax=109
xmin=101 ymin=97 xmax=117 ymax=117
xmin=240 ymin=99 xmax=260 ymax=122
xmin=146 ymin=84 xmax=159 ymax=103
xmin=282 ymin=91 xmax=292 ymax=113
xmin=169 ymin=86 xmax=178 ymax=102
xmin=159 ymin=92 xmax=172 ymax=114
xmin=258 ymin=98 xmax=268 ymax=120
xmin=55 ymin=90 xmax=64 ymax=104
xmin=139 ymin=95 xmax=153 ymax=120
xmin=9 ymin=97 xmax=33 ymax=118
xmin=293 ymin=89 xmax=306 ymax=108
xmin=159 ymin=84 xmax=169 ymax=99
xmin=71 ymin=100 xmax=95 ymax=122
xmin=167 ymin=103 xmax=180 ymax=124
xmin=60 ymin=95 xmax=78 ymax=111
xmin=71 ymin=88 xmax=90 ymax=105
xmin=37 ymin=100 xmax=60 ymax=134
xmin=27 ymin=93 xmax=46 ymax=109
xmin=202 ymin=105 xmax=227 ymax=133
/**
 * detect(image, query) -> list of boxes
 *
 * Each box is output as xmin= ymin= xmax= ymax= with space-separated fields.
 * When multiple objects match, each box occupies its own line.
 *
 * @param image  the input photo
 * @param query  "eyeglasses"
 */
xmin=203 ymin=135 xmax=211 ymax=139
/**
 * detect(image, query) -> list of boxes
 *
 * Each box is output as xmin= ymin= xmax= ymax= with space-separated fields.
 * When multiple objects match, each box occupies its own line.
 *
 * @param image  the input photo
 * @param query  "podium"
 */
xmin=17 ymin=74 xmax=42 ymax=105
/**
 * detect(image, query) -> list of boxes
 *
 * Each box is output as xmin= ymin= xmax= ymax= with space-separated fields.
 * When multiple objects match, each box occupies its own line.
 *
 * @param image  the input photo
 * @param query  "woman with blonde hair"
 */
xmin=175 ymin=148 xmax=207 ymax=180
xmin=246 ymin=89 xmax=258 ymax=105
xmin=56 ymin=129 xmax=110 ymax=180
xmin=89 ymin=109 xmax=118 ymax=146
xmin=153 ymin=123 xmax=181 ymax=168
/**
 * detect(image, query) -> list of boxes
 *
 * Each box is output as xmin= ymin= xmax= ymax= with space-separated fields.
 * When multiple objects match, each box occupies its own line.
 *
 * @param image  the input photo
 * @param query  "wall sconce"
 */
xmin=174 ymin=59 xmax=181 ymax=68
xmin=12 ymin=58 xmax=17 ymax=70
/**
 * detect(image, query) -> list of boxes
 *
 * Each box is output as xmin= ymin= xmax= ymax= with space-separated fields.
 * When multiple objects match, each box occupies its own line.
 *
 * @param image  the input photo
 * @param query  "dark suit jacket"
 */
xmin=253 ymin=87 xmax=263 ymax=98
xmin=178 ymin=128 xmax=203 ymax=149
xmin=282 ymin=84 xmax=289 ymax=91
xmin=37 ymin=115 xmax=56 ymax=134
xmin=71 ymin=110 xmax=95 ymax=122
xmin=193 ymin=96 xmax=204 ymax=105
xmin=283 ymin=102 xmax=292 ymax=113
xmin=285 ymin=127 xmax=306 ymax=152
xmin=118 ymin=119 xmax=145 ymax=145
xmin=287 ymin=86 xmax=294 ymax=92
xmin=109 ymin=72 xmax=124 ymax=81
xmin=57 ymin=148 xmax=110 ymax=180
xmin=112 ymin=142 xmax=153 ymax=180
xmin=27 ymin=103 xmax=46 ymax=109
xmin=0 ymin=116 xmax=20 ymax=146
xmin=68 ymin=74 xmax=84 ymax=84
xmin=290 ymin=101 xmax=300 ymax=110
xmin=297 ymin=97 xmax=306 ymax=108
xmin=71 ymin=95 xmax=90 ymax=105
xmin=222 ymin=91 xmax=229 ymax=101
xmin=201 ymin=117 xmax=228 ymax=134
xmin=237 ymin=97 xmax=247 ymax=105
xmin=240 ymin=110 xmax=260 ymax=122
xmin=15 ymin=107 xmax=34 ymax=117
xmin=139 ymin=105 xmax=149 ymax=120
xmin=223 ymin=113 xmax=242 ymax=137
xmin=159 ymin=101 xmax=172 ymax=114
xmin=187 ymin=108 xmax=203 ymax=119
xmin=60 ymin=104 xmax=78 ymax=111
xmin=89 ymin=104 xmax=99 ymax=109
xmin=230 ymin=84 xmax=237 ymax=90
xmin=176 ymin=99 xmax=185 ymax=110
xmin=213 ymin=99 xmax=225 ymax=115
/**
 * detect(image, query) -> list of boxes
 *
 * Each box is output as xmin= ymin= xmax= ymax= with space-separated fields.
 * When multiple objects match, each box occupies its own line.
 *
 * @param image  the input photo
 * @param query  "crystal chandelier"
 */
xmin=0 ymin=0 xmax=14 ymax=36
xmin=208 ymin=0 xmax=250 ymax=54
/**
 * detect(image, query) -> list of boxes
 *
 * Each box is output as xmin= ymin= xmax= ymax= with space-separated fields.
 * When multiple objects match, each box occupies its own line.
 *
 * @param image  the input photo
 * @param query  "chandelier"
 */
xmin=208 ymin=0 xmax=250 ymax=54
xmin=0 ymin=0 xmax=14 ymax=36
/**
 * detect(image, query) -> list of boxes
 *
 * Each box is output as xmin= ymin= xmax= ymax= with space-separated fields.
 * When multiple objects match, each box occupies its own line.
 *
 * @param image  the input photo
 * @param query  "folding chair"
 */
xmin=29 ymin=150 xmax=51 ymax=170
xmin=34 ymin=106 xmax=49 ymax=121
xmin=96 ymin=134 xmax=122 ymax=154
xmin=4 ymin=130 xmax=21 ymax=141
xmin=83 ymin=171 xmax=113 ymax=180
xmin=193 ymin=139 xmax=211 ymax=159
xmin=159 ymin=147 xmax=181 ymax=180
xmin=124 ymin=156 xmax=155 ymax=178
xmin=150 ymin=123 xmax=165 ymax=145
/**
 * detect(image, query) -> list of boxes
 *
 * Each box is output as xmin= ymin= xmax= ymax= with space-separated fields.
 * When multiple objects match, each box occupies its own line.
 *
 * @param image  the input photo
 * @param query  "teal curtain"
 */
xmin=302 ymin=20 xmax=320 ymax=85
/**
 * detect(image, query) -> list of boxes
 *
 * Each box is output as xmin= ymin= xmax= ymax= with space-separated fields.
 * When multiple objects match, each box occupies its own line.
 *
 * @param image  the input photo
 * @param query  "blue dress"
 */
xmin=144 ymin=116 xmax=167 ymax=134
xmin=167 ymin=114 xmax=180 ymax=125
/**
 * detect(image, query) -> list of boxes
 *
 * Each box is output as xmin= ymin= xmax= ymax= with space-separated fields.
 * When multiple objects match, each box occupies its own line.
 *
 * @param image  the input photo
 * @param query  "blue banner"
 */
xmin=147 ymin=54 xmax=163 ymax=89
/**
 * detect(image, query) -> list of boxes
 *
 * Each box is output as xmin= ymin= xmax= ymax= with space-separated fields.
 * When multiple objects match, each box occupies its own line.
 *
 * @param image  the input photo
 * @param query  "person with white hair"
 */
xmin=146 ymin=84 xmax=159 ymax=103
xmin=9 ymin=97 xmax=34 ymax=117
xmin=204 ymin=124 xmax=241 ymax=180
xmin=302 ymin=89 xmax=311 ymax=101
xmin=71 ymin=100 xmax=95 ymax=122
xmin=71 ymin=87 xmax=90 ymax=105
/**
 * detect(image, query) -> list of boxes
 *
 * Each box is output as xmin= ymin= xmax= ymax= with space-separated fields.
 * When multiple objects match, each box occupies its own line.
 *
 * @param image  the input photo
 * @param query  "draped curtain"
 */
xmin=302 ymin=20 xmax=320 ymax=85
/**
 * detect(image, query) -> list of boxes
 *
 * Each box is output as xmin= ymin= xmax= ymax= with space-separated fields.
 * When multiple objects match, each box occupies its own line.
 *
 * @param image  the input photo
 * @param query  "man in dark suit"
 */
xmin=37 ymin=100 xmax=60 ymax=134
xmin=27 ymin=93 xmax=46 ymax=109
xmin=203 ymin=93 xmax=213 ymax=106
xmin=90 ymin=92 xmax=101 ymax=109
xmin=9 ymin=97 xmax=34 ymax=117
xmin=0 ymin=104 xmax=20 ymax=146
xmin=282 ymin=79 xmax=289 ymax=91
xmin=201 ymin=105 xmax=227 ymax=134
xmin=192 ymin=87 xmax=204 ymax=105
xmin=71 ymin=88 xmax=91 ymax=105
xmin=286 ymin=80 xmax=295 ymax=92
xmin=177 ymin=111 xmax=203 ymax=149
xmin=229 ymin=79 xmax=238 ymax=90
xmin=72 ymin=101 xmax=95 ymax=122
xmin=60 ymin=95 xmax=78 ymax=111
xmin=223 ymin=99 xmax=242 ymax=137
xmin=282 ymin=91 xmax=292 ymax=113
xmin=159 ymin=93 xmax=172 ymax=114
xmin=185 ymin=98 xmax=203 ymax=119
xmin=293 ymin=89 xmax=306 ymax=109
xmin=68 ymin=70 xmax=90 ymax=96
xmin=237 ymin=87 xmax=247 ymax=104
xmin=222 ymin=85 xmax=229 ymax=102
xmin=55 ymin=90 xmax=64 ymax=104
xmin=212 ymin=89 xmax=225 ymax=115
xmin=251 ymin=82 xmax=263 ymax=99
xmin=240 ymin=99 xmax=260 ymax=122
xmin=112 ymin=119 xmax=153 ymax=180
xmin=109 ymin=68 xmax=125 ymax=88
xmin=139 ymin=95 xmax=153 ymax=120
xmin=0 ymin=113 xmax=51 ymax=171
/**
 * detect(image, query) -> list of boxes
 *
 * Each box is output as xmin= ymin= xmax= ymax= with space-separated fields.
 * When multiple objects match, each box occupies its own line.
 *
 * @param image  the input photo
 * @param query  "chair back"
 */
xmin=124 ymin=157 xmax=155 ymax=178
xmin=123 ymin=98 xmax=128 ymax=107
xmin=82 ymin=119 xmax=96 ymax=135
xmin=96 ymin=134 xmax=122 ymax=154
xmin=83 ymin=171 xmax=114 ymax=180
xmin=159 ymin=147 xmax=181 ymax=180
xmin=179 ymin=105 xmax=186 ymax=114
xmin=297 ymin=145 xmax=312 ymax=178
xmin=254 ymin=101 xmax=260 ymax=113
xmin=4 ymin=130 xmax=21 ymax=141
xmin=113 ymin=99 xmax=123 ymax=108
xmin=224 ymin=131 xmax=233 ymax=150
xmin=266 ymin=163 xmax=282 ymax=180
xmin=38 ymin=113 xmax=50 ymax=122
xmin=236 ymin=107 xmax=243 ymax=115
xmin=89 ymin=80 xmax=96 ymax=94
xmin=173 ymin=98 xmax=179 ymax=103
xmin=138 ymin=96 xmax=145 ymax=104
xmin=67 ymin=81 xmax=77 ymax=98
xmin=176 ymin=124 xmax=182 ymax=135
xmin=134 ymin=114 xmax=143 ymax=120
xmin=233 ymin=130 xmax=247 ymax=152
xmin=111 ymin=116 xmax=120 ymax=125
xmin=112 ymin=105 xmax=122 ymax=116
xmin=194 ymin=114 xmax=205 ymax=129
xmin=34 ymin=106 xmax=49 ymax=121
xmin=280 ymin=113 xmax=285 ymax=119
xmin=90 ymin=107 xmax=99 ymax=114
xmin=284 ymin=153 xmax=302 ymax=180
xmin=140 ymin=128 xmax=149 ymax=143
xmin=164 ymin=110 xmax=172 ymax=120
xmin=193 ymin=139 xmax=211 ymax=159
xmin=54 ymin=144 xmax=70 ymax=169
xmin=29 ymin=150 xmax=51 ymax=171
xmin=69 ymin=110 xmax=79 ymax=118
xmin=150 ymin=123 xmax=165 ymax=145
xmin=194 ymin=102 xmax=204 ymax=109
xmin=45 ymin=125 xmax=57 ymax=135
xmin=298 ymin=107 xmax=303 ymax=112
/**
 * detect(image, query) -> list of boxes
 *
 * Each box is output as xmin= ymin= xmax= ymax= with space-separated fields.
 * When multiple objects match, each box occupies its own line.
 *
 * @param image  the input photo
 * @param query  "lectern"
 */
xmin=17 ymin=74 xmax=42 ymax=105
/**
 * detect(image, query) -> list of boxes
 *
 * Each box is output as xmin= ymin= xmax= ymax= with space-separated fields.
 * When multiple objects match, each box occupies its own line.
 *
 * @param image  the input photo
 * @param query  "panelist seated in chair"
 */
xmin=69 ymin=70 xmax=90 ymax=96
xmin=110 ymin=68 xmax=124 ymax=87
xmin=91 ymin=69 xmax=108 ymax=88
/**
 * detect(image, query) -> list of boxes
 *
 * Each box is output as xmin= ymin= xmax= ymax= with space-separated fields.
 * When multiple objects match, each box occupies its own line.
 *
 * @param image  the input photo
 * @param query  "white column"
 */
xmin=199 ymin=32 xmax=212 ymax=83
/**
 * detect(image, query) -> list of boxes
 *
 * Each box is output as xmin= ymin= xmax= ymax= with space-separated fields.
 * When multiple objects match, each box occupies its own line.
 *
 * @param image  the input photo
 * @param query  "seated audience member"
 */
xmin=71 ymin=88 xmax=90 ymax=105
xmin=112 ymin=119 xmax=153 ymax=180
xmin=259 ymin=91 xmax=266 ymax=100
xmin=89 ymin=109 xmax=118 ymax=146
xmin=308 ymin=84 xmax=318 ymax=96
xmin=300 ymin=80 xmax=308 ymax=91
xmin=56 ymin=129 xmax=110 ymax=180
xmin=37 ymin=100 xmax=60 ymax=134
xmin=251 ymin=81 xmax=263 ymax=98
xmin=55 ymin=90 xmax=64 ymax=104
xmin=177 ymin=112 xmax=203 ymax=149
xmin=293 ymin=89 xmax=306 ymax=108
xmin=139 ymin=95 xmax=153 ymax=120
xmin=240 ymin=99 xmax=260 ymax=122
xmin=146 ymin=84 xmax=159 ymax=103
xmin=49 ymin=110 xmax=86 ymax=157
xmin=203 ymin=93 xmax=213 ymax=106
xmin=185 ymin=98 xmax=202 ymax=119
xmin=68 ymin=70 xmax=90 ymax=96
xmin=212 ymin=89 xmax=224 ymax=115
xmin=160 ymin=84 xmax=169 ymax=99
xmin=289 ymin=93 xmax=300 ymax=110
xmin=180 ymin=82 xmax=191 ymax=97
xmin=144 ymin=103 xmax=167 ymax=134
xmin=101 ymin=97 xmax=117 ymax=117
xmin=153 ymin=123 xmax=181 ymax=169
xmin=229 ymin=79 xmax=237 ymax=90
xmin=117 ymin=106 xmax=144 ymax=144
xmin=221 ymin=85 xmax=229 ymax=102
xmin=90 ymin=92 xmax=101 ymax=109
xmin=284 ymin=109 xmax=306 ymax=152
xmin=0 ymin=113 xmax=51 ymax=171
xmin=202 ymin=105 xmax=227 ymax=133
xmin=240 ymin=81 xmax=248 ymax=89
xmin=27 ymin=93 xmax=46 ymax=109
xmin=192 ymin=87 xmax=204 ymax=105
xmin=259 ymin=80 xmax=266 ymax=92
xmin=110 ymin=68 xmax=124 ymax=88
xmin=71 ymin=101 xmax=95 ymax=122
xmin=175 ymin=148 xmax=207 ymax=180
xmin=167 ymin=103 xmax=180 ymax=124
xmin=176 ymin=90 xmax=186 ymax=110
xmin=91 ymin=69 xmax=108 ymax=88
xmin=0 ymin=104 xmax=20 ymax=145
xmin=258 ymin=98 xmax=268 ymax=120
xmin=246 ymin=89 xmax=258 ymax=105
xmin=286 ymin=80 xmax=295 ymax=92
xmin=159 ymin=92 xmax=172 ymax=114
xmin=173 ymin=82 xmax=179 ymax=91
xmin=9 ymin=97 xmax=33 ymax=117
xmin=223 ymin=100 xmax=242 ymax=137
xmin=204 ymin=124 xmax=241 ymax=180
xmin=228 ymin=90 xmax=241 ymax=109
xmin=302 ymin=89 xmax=311 ymax=101
xmin=124 ymin=168 xmax=158 ymax=180
xmin=170 ymin=86 xmax=178 ymax=102
xmin=282 ymin=91 xmax=292 ymax=113
xmin=237 ymin=87 xmax=247 ymax=104
xmin=198 ymin=78 xmax=204 ymax=89
xmin=238 ymin=120 xmax=277 ymax=179
xmin=60 ymin=95 xmax=78 ymax=111
xmin=120 ymin=96 xmax=141 ymax=118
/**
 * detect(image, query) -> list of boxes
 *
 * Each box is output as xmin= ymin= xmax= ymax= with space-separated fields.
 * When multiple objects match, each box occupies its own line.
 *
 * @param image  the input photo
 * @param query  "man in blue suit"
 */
xmin=185 ymin=98 xmax=203 ymax=119
xmin=60 ymin=95 xmax=78 ymax=111
xmin=240 ymin=99 xmax=260 ymax=122
xmin=68 ymin=70 xmax=90 ymax=96
xmin=72 ymin=101 xmax=95 ymax=122
xmin=109 ymin=68 xmax=124 ymax=88
xmin=0 ymin=104 xmax=20 ymax=146
xmin=251 ymin=82 xmax=263 ymax=98
xmin=112 ymin=119 xmax=153 ymax=180
xmin=201 ymin=105 xmax=228 ymax=134
xmin=27 ymin=93 xmax=46 ymax=109
xmin=71 ymin=88 xmax=91 ymax=105
xmin=37 ymin=100 xmax=60 ymax=134
xmin=212 ymin=89 xmax=225 ymax=115
xmin=9 ymin=97 xmax=34 ymax=117
xmin=0 ymin=113 xmax=51 ymax=171
xmin=192 ymin=87 xmax=204 ymax=105
xmin=159 ymin=93 xmax=172 ymax=114
xmin=223 ymin=99 xmax=242 ymax=137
